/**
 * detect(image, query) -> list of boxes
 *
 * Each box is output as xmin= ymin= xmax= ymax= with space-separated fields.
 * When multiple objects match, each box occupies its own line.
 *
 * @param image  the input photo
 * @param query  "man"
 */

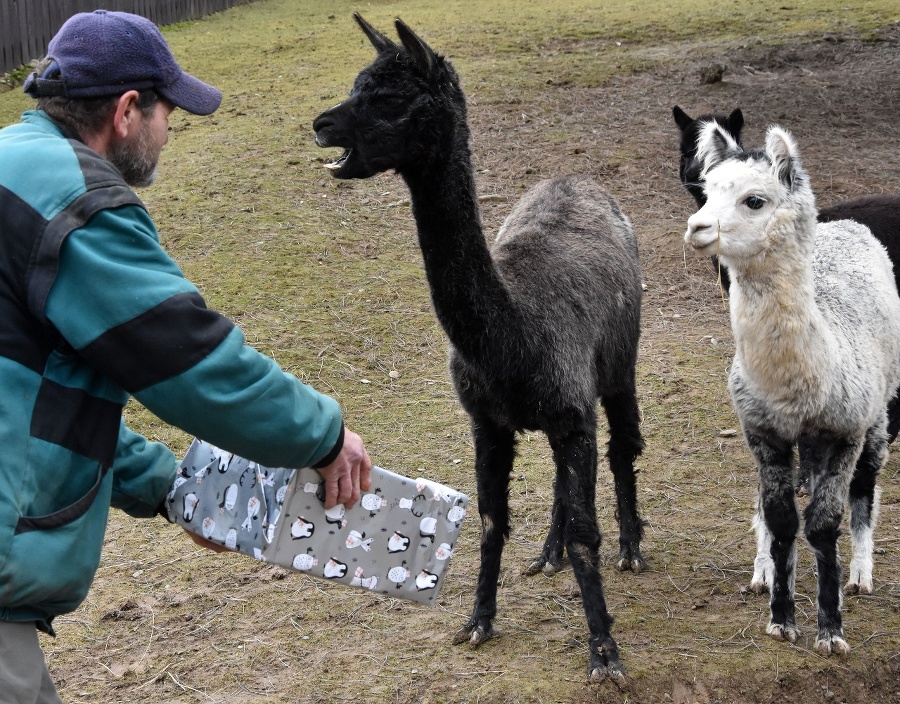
xmin=0 ymin=10 xmax=371 ymax=702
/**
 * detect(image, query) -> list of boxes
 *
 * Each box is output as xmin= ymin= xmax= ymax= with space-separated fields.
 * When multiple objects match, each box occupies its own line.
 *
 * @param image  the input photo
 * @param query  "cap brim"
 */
xmin=158 ymin=71 xmax=222 ymax=115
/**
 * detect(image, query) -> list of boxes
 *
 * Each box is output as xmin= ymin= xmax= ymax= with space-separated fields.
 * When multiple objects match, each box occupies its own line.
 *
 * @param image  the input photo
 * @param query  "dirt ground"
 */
xmin=41 ymin=22 xmax=900 ymax=704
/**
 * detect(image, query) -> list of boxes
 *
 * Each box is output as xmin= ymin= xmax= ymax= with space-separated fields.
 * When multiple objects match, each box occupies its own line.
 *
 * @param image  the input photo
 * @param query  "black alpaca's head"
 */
xmin=313 ymin=14 xmax=465 ymax=179
xmin=672 ymin=105 xmax=743 ymax=207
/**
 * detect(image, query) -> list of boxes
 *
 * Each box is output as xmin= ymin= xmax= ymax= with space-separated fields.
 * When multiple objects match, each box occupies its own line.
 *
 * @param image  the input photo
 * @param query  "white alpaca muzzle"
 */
xmin=684 ymin=218 xmax=720 ymax=254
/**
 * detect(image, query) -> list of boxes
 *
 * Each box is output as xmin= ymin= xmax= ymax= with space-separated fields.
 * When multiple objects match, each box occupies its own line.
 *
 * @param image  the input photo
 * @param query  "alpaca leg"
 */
xmin=549 ymin=427 xmax=624 ymax=685
xmin=749 ymin=493 xmax=774 ymax=594
xmin=453 ymin=418 xmax=515 ymax=648
xmin=845 ymin=422 xmax=886 ymax=595
xmin=746 ymin=431 xmax=801 ymax=643
xmin=796 ymin=436 xmax=814 ymax=496
xmin=886 ymin=393 xmax=900 ymax=444
xmin=753 ymin=438 xmax=818 ymax=591
xmin=601 ymin=391 xmax=646 ymax=573
xmin=804 ymin=436 xmax=862 ymax=655
xmin=523 ymin=481 xmax=566 ymax=576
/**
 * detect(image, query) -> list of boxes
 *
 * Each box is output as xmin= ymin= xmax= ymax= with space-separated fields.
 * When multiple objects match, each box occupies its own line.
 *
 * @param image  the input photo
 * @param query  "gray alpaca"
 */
xmin=314 ymin=15 xmax=645 ymax=683
xmin=685 ymin=122 xmax=900 ymax=654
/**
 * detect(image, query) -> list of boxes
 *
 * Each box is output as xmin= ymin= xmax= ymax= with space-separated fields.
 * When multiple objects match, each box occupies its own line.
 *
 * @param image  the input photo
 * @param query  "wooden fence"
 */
xmin=1 ymin=0 xmax=254 ymax=75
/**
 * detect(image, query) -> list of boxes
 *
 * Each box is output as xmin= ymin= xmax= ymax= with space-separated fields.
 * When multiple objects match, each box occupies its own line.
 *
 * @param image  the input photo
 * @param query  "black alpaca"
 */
xmin=673 ymin=105 xmax=900 ymax=496
xmin=672 ymin=105 xmax=744 ymax=210
xmin=314 ymin=15 xmax=645 ymax=683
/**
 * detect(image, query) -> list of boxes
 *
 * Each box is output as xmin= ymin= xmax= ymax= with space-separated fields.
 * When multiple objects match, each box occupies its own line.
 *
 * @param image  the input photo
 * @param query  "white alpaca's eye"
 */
xmin=744 ymin=195 xmax=767 ymax=210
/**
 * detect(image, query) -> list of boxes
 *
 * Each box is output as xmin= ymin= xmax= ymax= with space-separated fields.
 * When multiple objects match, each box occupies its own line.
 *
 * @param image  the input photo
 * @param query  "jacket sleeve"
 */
xmin=44 ymin=204 xmax=344 ymax=469
xmin=109 ymin=420 xmax=179 ymax=518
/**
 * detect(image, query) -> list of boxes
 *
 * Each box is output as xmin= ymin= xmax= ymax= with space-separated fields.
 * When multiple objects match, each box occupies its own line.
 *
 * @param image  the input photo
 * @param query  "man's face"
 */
xmin=108 ymin=98 xmax=174 ymax=188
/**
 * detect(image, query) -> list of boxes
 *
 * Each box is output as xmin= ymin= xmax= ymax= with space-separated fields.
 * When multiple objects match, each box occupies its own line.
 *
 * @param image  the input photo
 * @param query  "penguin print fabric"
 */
xmin=168 ymin=439 xmax=469 ymax=604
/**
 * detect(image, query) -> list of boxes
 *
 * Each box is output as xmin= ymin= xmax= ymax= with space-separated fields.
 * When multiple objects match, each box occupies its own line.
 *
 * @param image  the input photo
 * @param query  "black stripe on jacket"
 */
xmin=0 ymin=186 xmax=57 ymax=372
xmin=78 ymin=291 xmax=235 ymax=393
xmin=30 ymin=377 xmax=123 ymax=466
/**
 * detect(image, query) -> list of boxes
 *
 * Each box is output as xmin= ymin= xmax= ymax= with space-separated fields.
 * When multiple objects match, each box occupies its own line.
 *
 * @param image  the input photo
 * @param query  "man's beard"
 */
xmin=107 ymin=122 xmax=160 ymax=188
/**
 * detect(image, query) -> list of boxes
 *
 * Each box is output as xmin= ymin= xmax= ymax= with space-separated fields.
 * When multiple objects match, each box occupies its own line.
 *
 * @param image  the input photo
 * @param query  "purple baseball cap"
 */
xmin=23 ymin=10 xmax=221 ymax=115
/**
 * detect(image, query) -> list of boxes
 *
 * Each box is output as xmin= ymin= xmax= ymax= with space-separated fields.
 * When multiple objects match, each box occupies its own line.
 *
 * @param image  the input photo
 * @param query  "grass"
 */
xmin=2 ymin=0 xmax=900 ymax=701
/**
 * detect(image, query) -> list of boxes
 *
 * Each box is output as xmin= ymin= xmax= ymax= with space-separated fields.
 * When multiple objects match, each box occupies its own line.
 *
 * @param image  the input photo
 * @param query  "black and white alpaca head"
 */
xmin=685 ymin=123 xmax=816 ymax=269
xmin=672 ymin=105 xmax=744 ymax=207
xmin=313 ymin=14 xmax=465 ymax=179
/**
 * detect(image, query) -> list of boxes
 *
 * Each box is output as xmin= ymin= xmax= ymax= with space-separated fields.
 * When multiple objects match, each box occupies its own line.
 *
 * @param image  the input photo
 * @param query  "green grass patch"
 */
xmin=2 ymin=0 xmax=900 ymax=700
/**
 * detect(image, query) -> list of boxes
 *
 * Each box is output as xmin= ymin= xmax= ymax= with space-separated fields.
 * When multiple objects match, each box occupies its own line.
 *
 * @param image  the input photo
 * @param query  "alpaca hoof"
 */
xmin=766 ymin=622 xmax=799 ymax=643
xmin=748 ymin=579 xmax=769 ymax=595
xmin=844 ymin=577 xmax=873 ymax=595
xmin=452 ymin=622 xmax=493 ymax=648
xmin=815 ymin=634 xmax=850 ymax=656
xmin=523 ymin=560 xmax=543 ymax=576
xmin=608 ymin=666 xmax=627 ymax=689
xmin=588 ymin=666 xmax=607 ymax=684
xmin=451 ymin=624 xmax=473 ymax=645
xmin=750 ymin=560 xmax=774 ymax=595
xmin=589 ymin=664 xmax=627 ymax=688
xmin=616 ymin=546 xmax=645 ymax=574
xmin=523 ymin=553 xmax=564 ymax=577
xmin=616 ymin=556 xmax=645 ymax=574
xmin=588 ymin=640 xmax=626 ymax=687
xmin=589 ymin=664 xmax=626 ymax=687
xmin=468 ymin=626 xmax=493 ymax=648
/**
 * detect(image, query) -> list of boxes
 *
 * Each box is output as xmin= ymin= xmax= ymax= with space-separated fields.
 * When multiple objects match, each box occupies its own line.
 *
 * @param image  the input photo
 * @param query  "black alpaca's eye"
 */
xmin=376 ymin=93 xmax=407 ymax=110
xmin=744 ymin=195 xmax=767 ymax=210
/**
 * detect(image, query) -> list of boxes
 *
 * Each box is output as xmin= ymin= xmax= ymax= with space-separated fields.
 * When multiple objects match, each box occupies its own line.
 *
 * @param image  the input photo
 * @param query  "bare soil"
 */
xmin=42 ymin=23 xmax=900 ymax=704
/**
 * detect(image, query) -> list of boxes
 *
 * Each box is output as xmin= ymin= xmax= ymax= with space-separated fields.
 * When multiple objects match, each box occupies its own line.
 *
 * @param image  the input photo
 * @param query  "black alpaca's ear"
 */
xmin=354 ymin=13 xmax=396 ymax=54
xmin=672 ymin=105 xmax=693 ymax=132
xmin=394 ymin=18 xmax=436 ymax=76
xmin=726 ymin=108 xmax=744 ymax=143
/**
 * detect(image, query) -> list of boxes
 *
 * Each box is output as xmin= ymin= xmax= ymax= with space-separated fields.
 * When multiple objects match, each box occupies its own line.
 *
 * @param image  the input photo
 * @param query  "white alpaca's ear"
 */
xmin=765 ymin=125 xmax=801 ymax=190
xmin=395 ymin=19 xmax=436 ymax=75
xmin=696 ymin=121 xmax=740 ymax=177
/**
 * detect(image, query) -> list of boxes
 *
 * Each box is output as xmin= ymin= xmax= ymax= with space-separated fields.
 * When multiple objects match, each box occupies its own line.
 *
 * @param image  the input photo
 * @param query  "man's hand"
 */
xmin=316 ymin=428 xmax=372 ymax=509
xmin=184 ymin=528 xmax=232 ymax=553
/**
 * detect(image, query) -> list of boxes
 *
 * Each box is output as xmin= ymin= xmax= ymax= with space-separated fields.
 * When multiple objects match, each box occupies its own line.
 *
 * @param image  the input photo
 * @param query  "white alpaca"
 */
xmin=685 ymin=123 xmax=900 ymax=656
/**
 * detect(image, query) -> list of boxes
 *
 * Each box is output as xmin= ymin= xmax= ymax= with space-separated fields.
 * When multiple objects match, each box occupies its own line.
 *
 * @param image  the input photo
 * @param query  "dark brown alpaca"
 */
xmin=314 ymin=15 xmax=646 ymax=684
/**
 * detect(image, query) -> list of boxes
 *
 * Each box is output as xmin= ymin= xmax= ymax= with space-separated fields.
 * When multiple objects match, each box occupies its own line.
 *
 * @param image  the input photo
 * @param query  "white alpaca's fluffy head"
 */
xmin=685 ymin=123 xmax=814 ymax=266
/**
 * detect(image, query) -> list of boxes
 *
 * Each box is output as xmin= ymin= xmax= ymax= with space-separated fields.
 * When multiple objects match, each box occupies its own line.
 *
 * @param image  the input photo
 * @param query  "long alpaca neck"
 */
xmin=401 ymin=123 xmax=519 ymax=365
xmin=728 ymin=220 xmax=833 ymax=415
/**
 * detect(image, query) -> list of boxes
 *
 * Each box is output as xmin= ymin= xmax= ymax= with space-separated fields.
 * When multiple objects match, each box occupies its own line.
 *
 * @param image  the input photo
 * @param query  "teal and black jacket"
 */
xmin=0 ymin=111 xmax=344 ymax=633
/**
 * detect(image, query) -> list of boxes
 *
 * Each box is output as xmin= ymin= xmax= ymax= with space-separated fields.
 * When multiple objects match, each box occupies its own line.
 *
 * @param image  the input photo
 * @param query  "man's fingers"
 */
xmin=360 ymin=453 xmax=373 ymax=493
xmin=336 ymin=469 xmax=360 ymax=508
xmin=318 ymin=428 xmax=371 ymax=508
xmin=347 ymin=470 xmax=361 ymax=507
xmin=323 ymin=473 xmax=341 ymax=509
xmin=185 ymin=529 xmax=231 ymax=553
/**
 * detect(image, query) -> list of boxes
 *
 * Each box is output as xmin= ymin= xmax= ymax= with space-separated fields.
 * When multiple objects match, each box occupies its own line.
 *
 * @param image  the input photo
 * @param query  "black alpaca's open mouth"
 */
xmin=324 ymin=149 xmax=352 ymax=173
xmin=312 ymin=123 xmax=355 ymax=177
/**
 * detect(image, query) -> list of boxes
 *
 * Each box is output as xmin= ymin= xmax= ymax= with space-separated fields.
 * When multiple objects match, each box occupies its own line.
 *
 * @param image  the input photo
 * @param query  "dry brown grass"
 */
xmin=1 ymin=1 xmax=898 ymax=701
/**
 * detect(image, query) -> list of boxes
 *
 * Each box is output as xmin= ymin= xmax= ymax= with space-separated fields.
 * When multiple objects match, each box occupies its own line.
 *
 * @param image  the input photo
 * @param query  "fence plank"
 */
xmin=1 ymin=0 xmax=254 ymax=75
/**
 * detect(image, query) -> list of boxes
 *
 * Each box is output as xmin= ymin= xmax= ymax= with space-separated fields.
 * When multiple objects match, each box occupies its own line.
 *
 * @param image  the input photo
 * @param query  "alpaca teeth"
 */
xmin=324 ymin=149 xmax=351 ymax=170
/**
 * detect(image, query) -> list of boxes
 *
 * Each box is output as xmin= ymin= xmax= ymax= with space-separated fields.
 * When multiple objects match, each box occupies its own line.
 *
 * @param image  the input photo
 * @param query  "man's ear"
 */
xmin=112 ymin=90 xmax=142 ymax=139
